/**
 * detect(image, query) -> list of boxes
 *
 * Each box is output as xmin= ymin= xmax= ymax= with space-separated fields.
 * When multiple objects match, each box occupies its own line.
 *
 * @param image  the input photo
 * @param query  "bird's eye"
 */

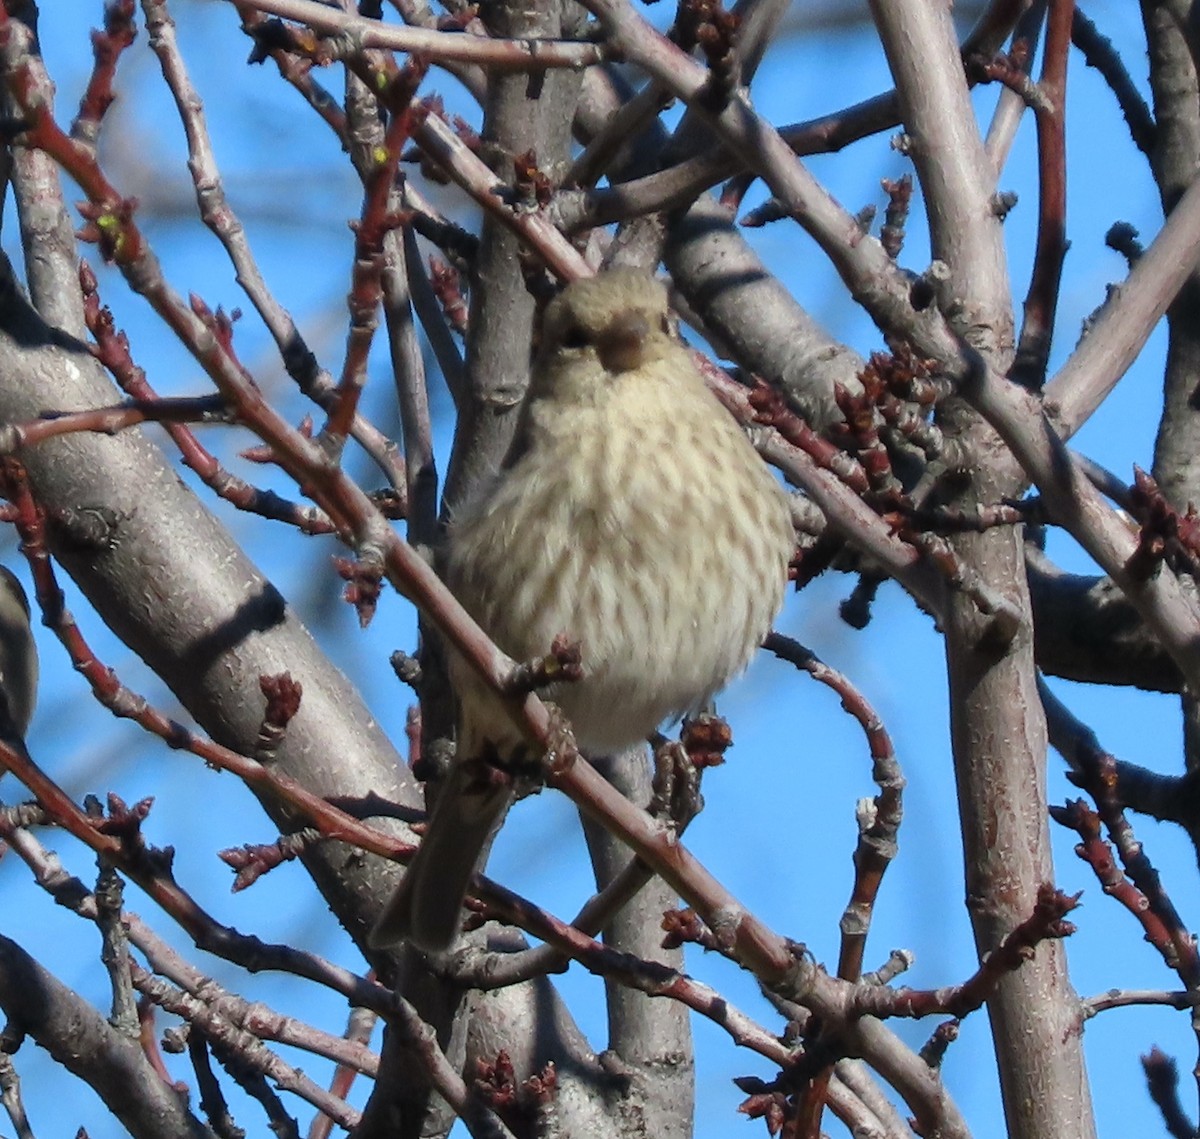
xmin=561 ymin=324 xmax=590 ymax=350
xmin=659 ymin=314 xmax=672 ymax=336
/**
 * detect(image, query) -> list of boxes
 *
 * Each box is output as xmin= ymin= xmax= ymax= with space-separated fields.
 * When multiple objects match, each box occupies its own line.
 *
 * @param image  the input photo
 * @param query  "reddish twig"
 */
xmin=848 ymin=885 xmax=1079 ymax=1020
xmin=314 ymin=1003 xmax=378 ymax=1139
xmin=145 ymin=0 xmax=408 ymax=493
xmin=1052 ymin=799 xmax=1183 ymax=967
xmin=220 ymin=829 xmax=321 ymax=891
xmin=1011 ymin=0 xmax=1072 ymax=390
xmin=762 ymin=633 xmax=903 ymax=983
xmin=1043 ymin=681 xmax=1200 ymax=988
xmin=72 ymin=0 xmax=137 ymax=146
xmin=748 ymin=381 xmax=871 ymax=495
xmin=1128 ymin=467 xmax=1200 ymax=583
xmin=0 ymin=470 xmax=412 ymax=871
xmin=323 ymin=59 xmax=428 ymax=451
xmin=0 ymin=395 xmax=230 ymax=450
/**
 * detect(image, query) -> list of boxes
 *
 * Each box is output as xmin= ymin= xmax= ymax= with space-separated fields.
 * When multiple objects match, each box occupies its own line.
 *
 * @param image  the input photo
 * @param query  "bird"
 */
xmin=0 ymin=565 xmax=37 ymax=742
xmin=370 ymin=269 xmax=795 ymax=951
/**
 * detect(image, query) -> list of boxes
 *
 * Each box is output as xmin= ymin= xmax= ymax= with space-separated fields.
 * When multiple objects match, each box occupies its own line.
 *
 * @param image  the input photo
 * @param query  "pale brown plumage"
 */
xmin=370 ymin=270 xmax=794 ymax=951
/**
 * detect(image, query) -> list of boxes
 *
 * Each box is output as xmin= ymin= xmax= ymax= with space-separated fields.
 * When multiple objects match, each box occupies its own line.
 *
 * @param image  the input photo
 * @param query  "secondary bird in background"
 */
xmin=370 ymin=269 xmax=795 ymax=951
xmin=0 ymin=565 xmax=37 ymax=742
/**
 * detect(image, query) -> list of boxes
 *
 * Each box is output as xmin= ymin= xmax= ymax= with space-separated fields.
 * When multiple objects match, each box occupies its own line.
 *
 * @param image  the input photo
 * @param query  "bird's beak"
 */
xmin=596 ymin=311 xmax=650 ymax=373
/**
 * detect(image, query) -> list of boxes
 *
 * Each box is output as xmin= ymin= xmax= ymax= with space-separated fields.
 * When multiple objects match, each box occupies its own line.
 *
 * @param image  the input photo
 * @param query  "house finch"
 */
xmin=370 ymin=269 xmax=794 ymax=951
xmin=0 ymin=566 xmax=36 ymax=741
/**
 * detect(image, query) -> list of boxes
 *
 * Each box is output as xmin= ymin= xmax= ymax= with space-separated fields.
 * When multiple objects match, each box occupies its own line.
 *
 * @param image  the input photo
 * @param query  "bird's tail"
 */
xmin=368 ymin=752 xmax=511 ymax=951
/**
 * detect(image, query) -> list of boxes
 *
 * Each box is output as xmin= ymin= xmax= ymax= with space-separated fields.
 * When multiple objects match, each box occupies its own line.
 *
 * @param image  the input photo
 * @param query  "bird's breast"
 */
xmin=445 ymin=382 xmax=792 ymax=752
